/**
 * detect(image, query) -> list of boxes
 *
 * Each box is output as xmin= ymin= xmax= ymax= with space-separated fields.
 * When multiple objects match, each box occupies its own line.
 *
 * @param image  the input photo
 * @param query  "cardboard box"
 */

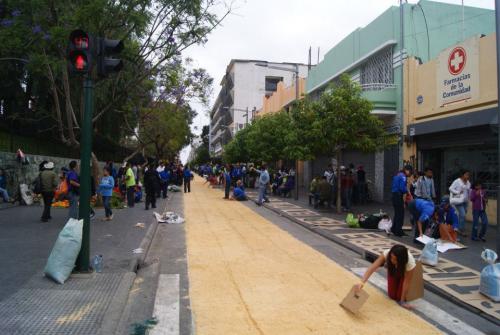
xmin=406 ymin=261 xmax=424 ymax=301
xmin=340 ymin=285 xmax=369 ymax=314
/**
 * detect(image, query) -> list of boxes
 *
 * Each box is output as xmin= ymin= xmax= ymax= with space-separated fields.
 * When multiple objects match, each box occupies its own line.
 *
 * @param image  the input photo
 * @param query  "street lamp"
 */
xmin=255 ymin=62 xmax=301 ymax=201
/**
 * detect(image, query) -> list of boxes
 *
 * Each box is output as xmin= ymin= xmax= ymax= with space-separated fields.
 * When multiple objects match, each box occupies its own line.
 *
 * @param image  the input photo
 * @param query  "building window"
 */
xmin=360 ymin=47 xmax=393 ymax=90
xmin=265 ymin=76 xmax=283 ymax=93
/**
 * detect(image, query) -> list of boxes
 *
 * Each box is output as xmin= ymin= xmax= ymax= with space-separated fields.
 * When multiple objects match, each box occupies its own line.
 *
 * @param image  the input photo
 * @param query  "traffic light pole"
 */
xmin=75 ymin=76 xmax=93 ymax=272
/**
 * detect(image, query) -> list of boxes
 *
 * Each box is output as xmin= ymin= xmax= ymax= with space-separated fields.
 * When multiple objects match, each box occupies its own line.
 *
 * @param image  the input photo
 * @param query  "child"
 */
xmin=99 ymin=167 xmax=115 ymax=221
xmin=470 ymin=182 xmax=488 ymax=241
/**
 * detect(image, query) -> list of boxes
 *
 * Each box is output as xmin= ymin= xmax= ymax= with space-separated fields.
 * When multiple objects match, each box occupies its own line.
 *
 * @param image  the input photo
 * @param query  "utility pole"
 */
xmin=67 ymin=29 xmax=124 ymax=272
xmin=75 ymin=77 xmax=93 ymax=272
xmin=494 ymin=0 xmax=500 ymax=255
xmin=294 ymin=64 xmax=300 ymax=201
xmin=400 ymin=0 xmax=405 ymax=169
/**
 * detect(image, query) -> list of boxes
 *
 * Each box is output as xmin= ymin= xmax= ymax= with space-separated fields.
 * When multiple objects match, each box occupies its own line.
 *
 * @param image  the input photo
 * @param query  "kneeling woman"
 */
xmin=356 ymin=244 xmax=416 ymax=308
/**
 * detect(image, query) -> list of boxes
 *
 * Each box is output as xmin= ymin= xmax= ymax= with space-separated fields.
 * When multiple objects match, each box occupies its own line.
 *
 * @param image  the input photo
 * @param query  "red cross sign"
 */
xmin=448 ymin=47 xmax=466 ymax=75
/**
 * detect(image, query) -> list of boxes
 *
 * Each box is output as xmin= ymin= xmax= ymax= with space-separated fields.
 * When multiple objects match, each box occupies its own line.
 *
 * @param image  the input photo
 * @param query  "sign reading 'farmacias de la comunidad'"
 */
xmin=436 ymin=36 xmax=479 ymax=106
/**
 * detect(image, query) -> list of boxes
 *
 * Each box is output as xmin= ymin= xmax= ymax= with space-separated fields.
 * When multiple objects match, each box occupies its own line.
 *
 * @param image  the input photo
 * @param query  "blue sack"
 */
xmin=44 ymin=219 xmax=83 ymax=284
xmin=419 ymin=239 xmax=438 ymax=266
xmin=480 ymin=249 xmax=500 ymax=302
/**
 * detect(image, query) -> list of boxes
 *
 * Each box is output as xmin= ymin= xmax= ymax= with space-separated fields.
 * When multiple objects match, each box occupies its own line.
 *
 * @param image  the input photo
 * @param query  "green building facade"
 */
xmin=305 ymin=0 xmax=494 ymax=201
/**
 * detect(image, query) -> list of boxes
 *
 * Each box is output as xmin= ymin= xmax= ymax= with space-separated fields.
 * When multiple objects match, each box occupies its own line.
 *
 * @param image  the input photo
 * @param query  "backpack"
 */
xmin=33 ymin=173 xmax=42 ymax=194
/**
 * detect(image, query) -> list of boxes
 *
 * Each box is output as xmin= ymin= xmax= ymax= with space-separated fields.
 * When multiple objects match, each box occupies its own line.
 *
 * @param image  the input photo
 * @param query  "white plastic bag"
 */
xmin=419 ymin=238 xmax=438 ymax=266
xmin=480 ymin=249 xmax=500 ymax=302
xmin=44 ymin=219 xmax=83 ymax=284
xmin=378 ymin=218 xmax=392 ymax=233
xmin=167 ymin=185 xmax=181 ymax=192
xmin=19 ymin=183 xmax=33 ymax=205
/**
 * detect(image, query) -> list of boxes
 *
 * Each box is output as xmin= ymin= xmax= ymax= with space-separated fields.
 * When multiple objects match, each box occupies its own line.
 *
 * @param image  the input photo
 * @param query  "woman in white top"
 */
xmin=356 ymin=244 xmax=416 ymax=309
xmin=449 ymin=170 xmax=471 ymax=236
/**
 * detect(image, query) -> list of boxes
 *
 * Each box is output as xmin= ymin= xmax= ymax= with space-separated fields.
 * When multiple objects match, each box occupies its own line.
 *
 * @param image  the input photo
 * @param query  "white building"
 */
xmin=209 ymin=59 xmax=309 ymax=156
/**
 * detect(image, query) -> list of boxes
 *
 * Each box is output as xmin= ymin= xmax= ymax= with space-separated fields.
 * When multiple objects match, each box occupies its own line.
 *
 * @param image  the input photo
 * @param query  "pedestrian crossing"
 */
xmin=150 ymin=274 xmax=180 ymax=335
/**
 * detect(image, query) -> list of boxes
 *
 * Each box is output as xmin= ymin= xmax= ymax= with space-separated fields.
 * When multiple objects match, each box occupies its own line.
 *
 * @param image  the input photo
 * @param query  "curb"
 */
xmin=97 ymin=271 xmax=137 ymax=335
xmin=128 ymin=216 xmax=159 ymax=273
xmin=127 ymin=197 xmax=171 ymax=273
xmin=98 ymin=197 xmax=170 ymax=335
xmin=258 ymin=200 xmax=500 ymax=327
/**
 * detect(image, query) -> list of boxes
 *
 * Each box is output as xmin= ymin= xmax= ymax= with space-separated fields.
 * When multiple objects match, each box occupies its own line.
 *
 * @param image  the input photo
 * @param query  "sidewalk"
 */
xmin=0 ymin=197 xmax=167 ymax=335
xmin=239 ymin=186 xmax=500 ymax=324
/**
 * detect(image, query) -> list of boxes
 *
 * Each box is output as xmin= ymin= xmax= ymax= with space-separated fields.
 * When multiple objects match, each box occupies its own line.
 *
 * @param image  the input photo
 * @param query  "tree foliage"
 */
xmin=0 ymin=0 xmax=229 ymax=160
xmin=222 ymin=74 xmax=395 ymax=212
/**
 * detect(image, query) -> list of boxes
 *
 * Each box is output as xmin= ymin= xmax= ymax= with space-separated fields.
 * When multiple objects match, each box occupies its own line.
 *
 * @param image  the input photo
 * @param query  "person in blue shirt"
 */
xmin=408 ymin=198 xmax=435 ymax=241
xmin=231 ymin=180 xmax=247 ymax=201
xmin=0 ymin=168 xmax=10 ymax=203
xmin=183 ymin=165 xmax=193 ymax=193
xmin=391 ymin=165 xmax=413 ymax=237
xmin=159 ymin=167 xmax=170 ymax=198
xmin=223 ymin=166 xmax=231 ymax=199
xmin=253 ymin=165 xmax=270 ymax=206
xmin=99 ymin=166 xmax=115 ymax=221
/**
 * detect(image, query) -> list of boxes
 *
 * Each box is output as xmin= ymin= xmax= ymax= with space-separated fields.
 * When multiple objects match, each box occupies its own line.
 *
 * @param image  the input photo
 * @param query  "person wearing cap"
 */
xmin=40 ymin=162 xmax=58 ymax=222
xmin=391 ymin=165 xmax=413 ymax=236
xmin=437 ymin=196 xmax=459 ymax=242
xmin=408 ymin=198 xmax=435 ymax=241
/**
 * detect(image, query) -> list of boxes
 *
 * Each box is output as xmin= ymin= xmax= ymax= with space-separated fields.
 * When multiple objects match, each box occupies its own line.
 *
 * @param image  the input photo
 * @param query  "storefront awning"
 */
xmin=408 ymin=107 xmax=497 ymax=137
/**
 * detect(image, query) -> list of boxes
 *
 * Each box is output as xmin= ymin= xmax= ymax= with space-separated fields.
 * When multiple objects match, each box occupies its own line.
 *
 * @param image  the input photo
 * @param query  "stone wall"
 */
xmin=0 ymin=151 xmax=107 ymax=197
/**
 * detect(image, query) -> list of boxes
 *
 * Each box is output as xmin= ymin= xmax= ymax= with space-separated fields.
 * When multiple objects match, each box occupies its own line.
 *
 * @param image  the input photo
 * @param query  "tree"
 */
xmin=0 ymin=0 xmax=230 ymax=155
xmin=223 ymin=125 xmax=251 ymax=163
xmin=307 ymin=74 xmax=395 ymax=213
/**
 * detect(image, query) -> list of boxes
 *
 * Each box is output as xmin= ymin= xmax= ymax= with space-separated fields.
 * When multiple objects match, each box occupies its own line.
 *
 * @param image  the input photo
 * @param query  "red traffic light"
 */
xmin=68 ymin=29 xmax=92 ymax=75
xmin=69 ymin=51 xmax=89 ymax=73
xmin=75 ymin=54 xmax=86 ymax=70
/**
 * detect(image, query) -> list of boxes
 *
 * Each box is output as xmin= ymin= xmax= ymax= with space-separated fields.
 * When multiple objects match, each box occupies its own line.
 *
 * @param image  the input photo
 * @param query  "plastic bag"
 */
xmin=44 ymin=219 xmax=83 ymax=284
xmin=168 ymin=185 xmax=181 ymax=192
xmin=480 ymin=249 xmax=500 ymax=302
xmin=19 ymin=183 xmax=33 ymax=205
xmin=378 ymin=218 xmax=392 ymax=233
xmin=346 ymin=213 xmax=359 ymax=228
xmin=419 ymin=238 xmax=438 ymax=266
xmin=162 ymin=211 xmax=185 ymax=224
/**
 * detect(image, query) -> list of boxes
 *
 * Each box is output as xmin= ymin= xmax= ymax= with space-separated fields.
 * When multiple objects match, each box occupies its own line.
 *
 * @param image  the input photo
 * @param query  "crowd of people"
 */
xmin=29 ymin=159 xmax=194 ymax=222
xmin=308 ymin=164 xmax=367 ymax=211
xmin=392 ymin=166 xmax=489 ymax=243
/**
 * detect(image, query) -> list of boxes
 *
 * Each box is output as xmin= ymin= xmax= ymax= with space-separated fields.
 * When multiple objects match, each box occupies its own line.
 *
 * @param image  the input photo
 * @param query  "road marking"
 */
xmin=150 ymin=274 xmax=180 ymax=335
xmin=350 ymin=267 xmax=484 ymax=335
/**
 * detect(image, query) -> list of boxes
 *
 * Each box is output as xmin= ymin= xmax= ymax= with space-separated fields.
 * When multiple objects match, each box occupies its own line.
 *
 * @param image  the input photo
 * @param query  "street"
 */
xmin=1 ymin=1 xmax=500 ymax=334
xmin=0 ymin=178 xmax=499 ymax=334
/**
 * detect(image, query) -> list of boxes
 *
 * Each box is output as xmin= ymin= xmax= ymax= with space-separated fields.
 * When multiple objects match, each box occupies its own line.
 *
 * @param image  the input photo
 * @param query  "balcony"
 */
xmin=361 ymin=83 xmax=397 ymax=110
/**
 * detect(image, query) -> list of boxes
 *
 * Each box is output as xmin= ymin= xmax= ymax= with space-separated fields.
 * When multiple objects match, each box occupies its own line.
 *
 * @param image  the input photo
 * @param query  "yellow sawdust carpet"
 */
xmin=184 ymin=178 xmax=440 ymax=335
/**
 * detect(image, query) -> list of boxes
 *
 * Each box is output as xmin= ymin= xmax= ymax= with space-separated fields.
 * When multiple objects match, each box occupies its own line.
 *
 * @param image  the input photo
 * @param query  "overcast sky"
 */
xmin=180 ymin=0 xmax=494 ymax=163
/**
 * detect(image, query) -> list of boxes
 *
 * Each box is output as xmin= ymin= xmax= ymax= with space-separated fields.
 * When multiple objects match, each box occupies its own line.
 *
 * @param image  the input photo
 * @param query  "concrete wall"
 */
xmin=0 ymin=151 xmax=106 ymax=198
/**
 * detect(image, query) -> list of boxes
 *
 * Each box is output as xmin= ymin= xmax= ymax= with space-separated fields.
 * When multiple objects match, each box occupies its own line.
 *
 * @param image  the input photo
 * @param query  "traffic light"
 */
xmin=68 ymin=30 xmax=92 ymax=75
xmin=97 ymin=38 xmax=124 ymax=77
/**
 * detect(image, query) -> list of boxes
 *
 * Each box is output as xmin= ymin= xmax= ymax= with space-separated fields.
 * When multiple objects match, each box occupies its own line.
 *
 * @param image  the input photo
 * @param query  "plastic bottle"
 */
xmin=93 ymin=254 xmax=103 ymax=273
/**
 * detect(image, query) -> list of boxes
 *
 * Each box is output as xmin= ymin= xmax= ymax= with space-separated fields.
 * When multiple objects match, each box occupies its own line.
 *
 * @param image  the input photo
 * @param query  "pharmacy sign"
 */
xmin=437 ymin=37 xmax=479 ymax=106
